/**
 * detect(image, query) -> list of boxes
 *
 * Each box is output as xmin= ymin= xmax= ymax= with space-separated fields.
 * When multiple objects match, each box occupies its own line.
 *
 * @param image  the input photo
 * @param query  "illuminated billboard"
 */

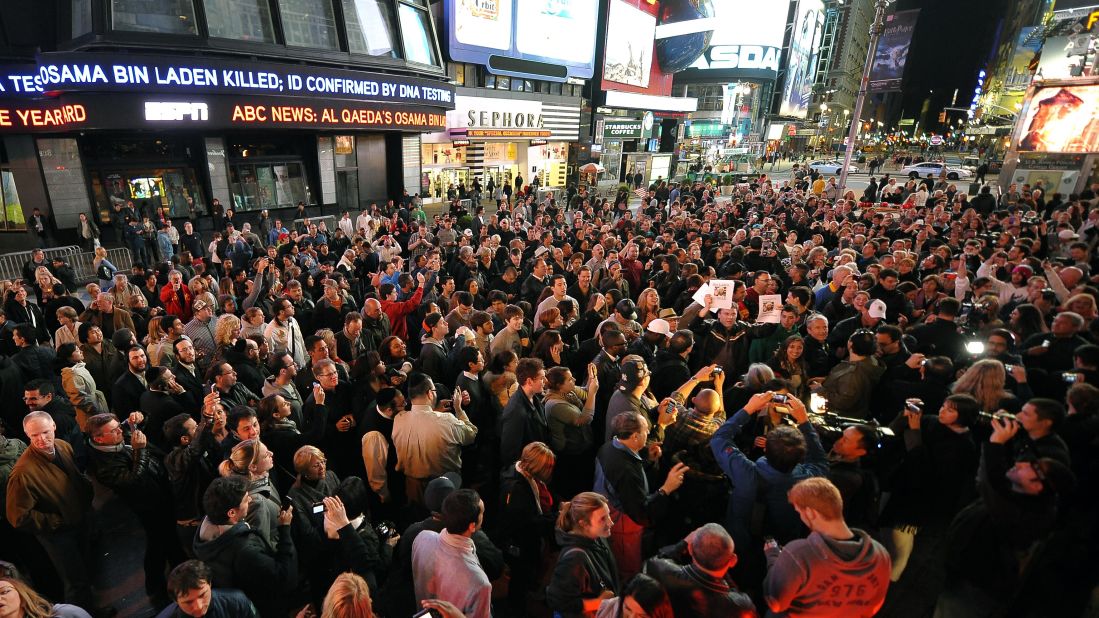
xmin=603 ymin=0 xmax=657 ymax=88
xmin=1017 ymin=84 xmax=1099 ymax=153
xmin=780 ymin=0 xmax=824 ymax=118
xmin=446 ymin=0 xmax=599 ymax=81
xmin=682 ymin=0 xmax=789 ymax=80
xmin=868 ymin=10 xmax=920 ymax=92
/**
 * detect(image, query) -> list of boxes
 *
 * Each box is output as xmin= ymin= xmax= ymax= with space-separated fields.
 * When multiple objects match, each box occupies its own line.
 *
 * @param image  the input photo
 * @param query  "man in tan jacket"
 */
xmin=6 ymin=411 xmax=99 ymax=612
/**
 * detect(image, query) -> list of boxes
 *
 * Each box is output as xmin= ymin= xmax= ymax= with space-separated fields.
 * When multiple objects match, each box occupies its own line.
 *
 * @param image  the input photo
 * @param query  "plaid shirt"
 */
xmin=663 ymin=407 xmax=726 ymax=456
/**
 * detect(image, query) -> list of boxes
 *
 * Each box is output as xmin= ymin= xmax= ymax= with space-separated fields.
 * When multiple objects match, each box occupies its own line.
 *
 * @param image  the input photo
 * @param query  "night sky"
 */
xmin=892 ymin=0 xmax=1010 ymax=130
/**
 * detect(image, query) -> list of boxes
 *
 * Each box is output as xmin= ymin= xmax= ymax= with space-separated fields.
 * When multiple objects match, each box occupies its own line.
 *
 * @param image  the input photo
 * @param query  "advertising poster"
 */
xmin=756 ymin=294 xmax=782 ymax=323
xmin=603 ymin=0 xmax=657 ymax=88
xmin=685 ymin=0 xmax=788 ymax=79
xmin=446 ymin=0 xmax=599 ymax=80
xmin=868 ymin=10 xmax=920 ymax=92
xmin=454 ymin=0 xmax=512 ymax=50
xmin=1035 ymin=35 xmax=1093 ymax=80
xmin=780 ymin=0 xmax=824 ymax=118
xmin=1017 ymin=85 xmax=1099 ymax=153
xmin=515 ymin=0 xmax=599 ymax=64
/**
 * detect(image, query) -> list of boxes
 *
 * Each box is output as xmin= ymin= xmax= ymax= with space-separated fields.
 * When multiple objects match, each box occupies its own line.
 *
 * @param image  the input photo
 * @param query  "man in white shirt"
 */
xmin=265 ymin=298 xmax=307 ymax=367
xmin=392 ymin=375 xmax=477 ymax=505
xmin=534 ymin=274 xmax=577 ymax=325
xmin=411 ymin=489 xmax=492 ymax=618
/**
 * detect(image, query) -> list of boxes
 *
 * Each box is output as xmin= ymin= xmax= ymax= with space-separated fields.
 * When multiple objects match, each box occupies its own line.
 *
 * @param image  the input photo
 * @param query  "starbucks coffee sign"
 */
xmin=603 ymin=118 xmax=644 ymax=139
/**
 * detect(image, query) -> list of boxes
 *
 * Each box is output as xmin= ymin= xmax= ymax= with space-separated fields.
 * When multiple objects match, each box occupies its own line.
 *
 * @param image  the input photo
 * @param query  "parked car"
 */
xmin=807 ymin=160 xmax=860 ymax=174
xmin=900 ymin=161 xmax=973 ymax=180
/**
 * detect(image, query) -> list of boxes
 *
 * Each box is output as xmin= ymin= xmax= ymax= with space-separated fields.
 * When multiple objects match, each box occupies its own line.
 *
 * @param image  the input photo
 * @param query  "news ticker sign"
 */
xmin=0 ymin=52 xmax=455 ymax=109
xmin=0 ymin=94 xmax=447 ymax=133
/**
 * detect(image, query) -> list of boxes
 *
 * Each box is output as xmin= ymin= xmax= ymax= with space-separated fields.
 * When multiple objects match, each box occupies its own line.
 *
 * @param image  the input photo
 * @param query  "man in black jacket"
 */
xmin=937 ymin=419 xmax=1075 ymax=616
xmin=86 ymin=413 xmax=184 ymax=601
xmin=171 ymin=336 xmax=205 ymax=413
xmin=498 ymin=358 xmax=548 ymax=469
xmin=644 ymin=523 xmax=756 ymax=618
xmin=193 ymin=476 xmax=298 ymax=618
xmin=651 ymin=330 xmax=693 ymax=401
xmin=112 ymin=346 xmax=149 ymax=417
xmin=164 ymin=408 xmax=222 ymax=560
xmin=908 ymin=298 xmax=966 ymax=363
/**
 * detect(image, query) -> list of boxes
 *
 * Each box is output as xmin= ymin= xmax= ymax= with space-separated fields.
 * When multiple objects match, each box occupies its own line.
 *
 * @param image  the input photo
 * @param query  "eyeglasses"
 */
xmin=315 ymin=372 xmax=338 ymax=378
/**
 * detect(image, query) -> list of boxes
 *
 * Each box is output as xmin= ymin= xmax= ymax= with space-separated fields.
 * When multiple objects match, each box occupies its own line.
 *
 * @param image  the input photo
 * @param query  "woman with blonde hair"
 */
xmin=952 ymin=358 xmax=1030 ymax=413
xmin=635 ymin=288 xmax=661 ymax=328
xmin=321 ymin=572 xmax=373 ymax=618
xmin=547 ymin=492 xmax=619 ymax=617
xmin=1063 ymin=293 xmax=1099 ymax=321
xmin=212 ymin=313 xmax=241 ymax=364
xmin=220 ymin=439 xmax=283 ymax=549
xmin=0 ymin=575 xmax=92 ymax=618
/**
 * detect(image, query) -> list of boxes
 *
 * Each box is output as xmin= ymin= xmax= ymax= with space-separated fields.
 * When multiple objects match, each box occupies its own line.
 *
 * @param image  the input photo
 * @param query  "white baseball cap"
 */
xmin=646 ymin=318 xmax=673 ymax=337
xmin=868 ymin=299 xmax=887 ymax=319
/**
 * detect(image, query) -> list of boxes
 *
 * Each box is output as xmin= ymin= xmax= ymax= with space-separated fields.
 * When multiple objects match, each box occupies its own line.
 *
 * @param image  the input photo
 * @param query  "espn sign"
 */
xmin=144 ymin=101 xmax=209 ymax=122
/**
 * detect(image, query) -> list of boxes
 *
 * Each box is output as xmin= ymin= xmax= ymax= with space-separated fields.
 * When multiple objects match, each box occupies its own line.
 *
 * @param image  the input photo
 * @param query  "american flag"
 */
xmin=634 ymin=188 xmax=648 ymax=199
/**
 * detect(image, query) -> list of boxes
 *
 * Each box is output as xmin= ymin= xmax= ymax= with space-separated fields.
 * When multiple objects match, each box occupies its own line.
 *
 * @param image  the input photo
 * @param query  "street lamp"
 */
xmin=838 ymin=0 xmax=892 ymax=194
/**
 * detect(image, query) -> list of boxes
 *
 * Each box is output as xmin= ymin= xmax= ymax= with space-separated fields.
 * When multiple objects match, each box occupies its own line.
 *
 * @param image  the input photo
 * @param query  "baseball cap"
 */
xmin=1012 ymin=265 xmax=1034 ymax=277
xmin=646 ymin=318 xmax=672 ymax=337
xmin=1058 ymin=229 xmax=1079 ymax=241
xmin=619 ymin=355 xmax=651 ymax=389
xmin=616 ymin=299 xmax=638 ymax=320
xmin=868 ymin=299 xmax=887 ymax=319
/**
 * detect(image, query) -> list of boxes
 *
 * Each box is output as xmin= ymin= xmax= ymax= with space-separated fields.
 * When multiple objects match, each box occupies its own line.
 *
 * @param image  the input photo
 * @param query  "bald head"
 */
xmin=1060 ymin=266 xmax=1084 ymax=288
xmin=688 ymin=523 xmax=736 ymax=573
xmin=692 ymin=388 xmax=721 ymax=415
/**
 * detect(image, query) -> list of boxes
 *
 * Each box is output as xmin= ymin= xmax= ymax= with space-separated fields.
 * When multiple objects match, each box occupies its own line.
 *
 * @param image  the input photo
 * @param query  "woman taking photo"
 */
xmin=547 ymin=492 xmax=620 ymax=618
xmin=544 ymin=365 xmax=598 ymax=497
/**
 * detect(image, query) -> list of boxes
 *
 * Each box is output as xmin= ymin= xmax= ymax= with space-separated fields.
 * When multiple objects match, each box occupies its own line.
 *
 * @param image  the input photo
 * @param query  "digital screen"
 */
xmin=686 ymin=0 xmax=788 ymax=78
xmin=1017 ymin=85 xmax=1099 ymax=153
xmin=603 ymin=1 xmax=656 ymax=88
xmin=0 ymin=52 xmax=455 ymax=108
xmin=446 ymin=0 xmax=599 ymax=81
xmin=0 ymin=94 xmax=447 ymax=133
xmin=453 ymin=0 xmax=512 ymax=50
xmin=779 ymin=0 xmax=823 ymax=118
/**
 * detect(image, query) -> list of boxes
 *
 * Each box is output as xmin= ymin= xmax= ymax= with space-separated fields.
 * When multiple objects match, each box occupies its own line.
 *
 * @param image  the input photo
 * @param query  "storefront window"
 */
xmin=111 ymin=0 xmax=198 ymax=35
xmin=91 ymin=168 xmax=206 ymax=222
xmin=279 ymin=0 xmax=339 ymax=50
xmin=397 ymin=1 xmax=439 ymax=66
xmin=497 ymin=76 xmax=510 ymax=90
xmin=344 ymin=0 xmax=399 ymax=58
xmin=205 ymin=0 xmax=276 ymax=43
xmin=230 ymin=162 xmax=310 ymax=211
xmin=72 ymin=0 xmax=93 ymax=37
xmin=0 ymin=171 xmax=26 ymax=231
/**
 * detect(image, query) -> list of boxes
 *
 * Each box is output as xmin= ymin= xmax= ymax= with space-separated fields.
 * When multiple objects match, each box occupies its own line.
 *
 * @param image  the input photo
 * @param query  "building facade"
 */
xmin=0 ymin=0 xmax=454 ymax=249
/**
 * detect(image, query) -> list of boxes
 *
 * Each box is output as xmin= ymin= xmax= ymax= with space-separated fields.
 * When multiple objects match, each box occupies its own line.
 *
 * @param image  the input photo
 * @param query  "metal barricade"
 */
xmin=0 ymin=245 xmax=81 ymax=282
xmin=68 ymin=247 xmax=133 ymax=282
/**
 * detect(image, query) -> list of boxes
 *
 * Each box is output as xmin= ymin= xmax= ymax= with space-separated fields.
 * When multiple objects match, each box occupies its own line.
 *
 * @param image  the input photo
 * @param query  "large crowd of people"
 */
xmin=1 ymin=169 xmax=1098 ymax=618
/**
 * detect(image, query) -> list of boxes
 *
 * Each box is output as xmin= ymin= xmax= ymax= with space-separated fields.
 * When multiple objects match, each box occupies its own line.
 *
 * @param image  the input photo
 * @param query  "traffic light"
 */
xmin=938 ymin=111 xmax=947 ymax=123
